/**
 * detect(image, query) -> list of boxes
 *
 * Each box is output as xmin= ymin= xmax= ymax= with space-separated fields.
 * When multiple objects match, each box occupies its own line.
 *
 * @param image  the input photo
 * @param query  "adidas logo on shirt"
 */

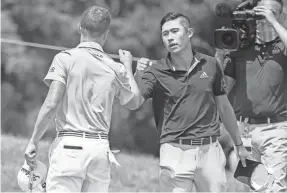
xmin=200 ymin=72 xmax=208 ymax=79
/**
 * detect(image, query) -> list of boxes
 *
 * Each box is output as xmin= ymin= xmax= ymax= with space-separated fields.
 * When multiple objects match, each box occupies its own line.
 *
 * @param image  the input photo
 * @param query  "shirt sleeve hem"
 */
xmin=43 ymin=77 xmax=66 ymax=87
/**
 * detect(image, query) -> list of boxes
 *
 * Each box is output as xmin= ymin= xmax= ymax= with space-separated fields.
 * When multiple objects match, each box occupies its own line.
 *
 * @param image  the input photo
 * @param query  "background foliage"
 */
xmin=2 ymin=0 xmax=287 ymax=156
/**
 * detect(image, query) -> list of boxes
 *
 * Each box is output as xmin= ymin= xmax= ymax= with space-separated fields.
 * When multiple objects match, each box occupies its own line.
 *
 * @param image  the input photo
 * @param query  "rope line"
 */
xmin=1 ymin=38 xmax=148 ymax=62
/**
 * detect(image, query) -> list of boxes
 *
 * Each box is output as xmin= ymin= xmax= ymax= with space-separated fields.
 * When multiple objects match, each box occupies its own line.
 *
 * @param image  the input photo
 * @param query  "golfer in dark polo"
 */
xmin=221 ymin=0 xmax=287 ymax=192
xmin=135 ymin=12 xmax=249 ymax=192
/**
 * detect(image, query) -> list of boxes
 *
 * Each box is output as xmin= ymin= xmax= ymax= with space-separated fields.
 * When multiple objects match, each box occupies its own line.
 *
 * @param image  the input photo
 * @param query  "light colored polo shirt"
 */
xmin=44 ymin=42 xmax=134 ymax=134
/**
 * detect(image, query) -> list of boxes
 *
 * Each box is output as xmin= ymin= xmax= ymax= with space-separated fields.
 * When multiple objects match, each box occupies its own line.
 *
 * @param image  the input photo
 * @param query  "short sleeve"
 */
xmin=223 ymin=52 xmax=236 ymax=79
xmin=115 ymin=65 xmax=135 ymax=105
xmin=213 ymin=61 xmax=227 ymax=96
xmin=140 ymin=69 xmax=157 ymax=100
xmin=43 ymin=52 xmax=71 ymax=87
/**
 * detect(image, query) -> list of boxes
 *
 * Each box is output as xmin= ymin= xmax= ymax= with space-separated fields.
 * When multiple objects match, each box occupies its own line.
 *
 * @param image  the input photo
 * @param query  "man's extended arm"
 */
xmin=215 ymin=95 xmax=249 ymax=166
xmin=213 ymin=59 xmax=249 ymax=166
xmin=132 ymin=58 xmax=157 ymax=108
xmin=215 ymin=95 xmax=242 ymax=146
xmin=25 ymin=80 xmax=65 ymax=167
xmin=30 ymin=81 xmax=65 ymax=143
xmin=25 ymin=52 xmax=69 ymax=167
xmin=116 ymin=49 xmax=143 ymax=110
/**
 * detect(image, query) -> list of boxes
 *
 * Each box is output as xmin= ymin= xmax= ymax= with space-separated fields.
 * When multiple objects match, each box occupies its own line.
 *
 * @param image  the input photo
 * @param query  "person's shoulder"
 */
xmin=141 ymin=58 xmax=165 ymax=73
xmin=196 ymin=52 xmax=217 ymax=66
xmin=52 ymin=49 xmax=73 ymax=65
xmin=60 ymin=48 xmax=77 ymax=56
xmin=197 ymin=52 xmax=214 ymax=60
xmin=55 ymin=49 xmax=73 ymax=57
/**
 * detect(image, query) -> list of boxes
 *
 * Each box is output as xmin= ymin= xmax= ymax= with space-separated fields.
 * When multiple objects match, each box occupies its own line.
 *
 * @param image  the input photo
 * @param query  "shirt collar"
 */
xmin=163 ymin=49 xmax=203 ymax=71
xmin=77 ymin=41 xmax=104 ymax=52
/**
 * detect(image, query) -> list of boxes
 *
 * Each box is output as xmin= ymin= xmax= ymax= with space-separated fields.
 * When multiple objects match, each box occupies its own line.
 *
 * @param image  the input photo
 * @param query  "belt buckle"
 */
xmin=83 ymin=132 xmax=86 ymax=138
xmin=191 ymin=139 xmax=201 ymax=146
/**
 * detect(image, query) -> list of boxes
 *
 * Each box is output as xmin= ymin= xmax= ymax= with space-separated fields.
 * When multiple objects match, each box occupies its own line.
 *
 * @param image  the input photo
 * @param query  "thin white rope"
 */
xmin=1 ymin=38 xmax=149 ymax=62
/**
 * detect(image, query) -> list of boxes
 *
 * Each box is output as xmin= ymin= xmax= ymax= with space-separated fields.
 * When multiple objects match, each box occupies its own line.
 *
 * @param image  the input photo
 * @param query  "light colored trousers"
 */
xmin=159 ymin=140 xmax=227 ymax=192
xmin=224 ymin=121 xmax=287 ymax=192
xmin=46 ymin=136 xmax=113 ymax=192
xmin=250 ymin=121 xmax=287 ymax=192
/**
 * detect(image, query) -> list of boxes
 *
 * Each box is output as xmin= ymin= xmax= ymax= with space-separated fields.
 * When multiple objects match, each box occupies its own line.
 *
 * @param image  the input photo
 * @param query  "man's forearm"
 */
xmin=218 ymin=101 xmax=242 ymax=146
xmin=134 ymin=71 xmax=143 ymax=86
xmin=273 ymin=20 xmax=287 ymax=48
xmin=127 ymin=70 xmax=140 ymax=95
xmin=125 ymin=69 xmax=144 ymax=109
xmin=30 ymin=104 xmax=57 ymax=143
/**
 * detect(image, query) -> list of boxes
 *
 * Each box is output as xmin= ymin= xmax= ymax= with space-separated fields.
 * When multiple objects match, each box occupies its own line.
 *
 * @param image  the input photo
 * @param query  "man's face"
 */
xmin=257 ymin=0 xmax=282 ymax=19
xmin=161 ymin=18 xmax=193 ymax=54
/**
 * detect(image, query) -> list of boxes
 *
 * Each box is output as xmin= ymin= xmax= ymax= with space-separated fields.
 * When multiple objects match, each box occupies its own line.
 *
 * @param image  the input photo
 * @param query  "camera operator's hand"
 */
xmin=254 ymin=6 xmax=278 ymax=24
xmin=234 ymin=144 xmax=251 ymax=167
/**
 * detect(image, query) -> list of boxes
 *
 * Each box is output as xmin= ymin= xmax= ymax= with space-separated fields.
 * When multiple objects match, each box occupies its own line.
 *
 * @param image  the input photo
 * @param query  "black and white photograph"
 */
xmin=2 ymin=0 xmax=287 ymax=192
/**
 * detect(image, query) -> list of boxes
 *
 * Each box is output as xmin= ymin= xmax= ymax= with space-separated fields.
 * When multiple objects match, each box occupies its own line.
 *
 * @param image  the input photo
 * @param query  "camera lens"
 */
xmin=214 ymin=29 xmax=239 ymax=50
xmin=221 ymin=32 xmax=235 ymax=46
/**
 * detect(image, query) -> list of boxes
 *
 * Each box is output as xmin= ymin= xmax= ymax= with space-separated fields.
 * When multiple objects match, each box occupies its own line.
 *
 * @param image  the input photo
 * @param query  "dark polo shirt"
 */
xmin=140 ymin=51 xmax=226 ymax=144
xmin=224 ymin=39 xmax=287 ymax=118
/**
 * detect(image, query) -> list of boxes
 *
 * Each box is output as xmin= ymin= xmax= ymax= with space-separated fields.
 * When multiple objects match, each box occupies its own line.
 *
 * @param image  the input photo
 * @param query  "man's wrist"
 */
xmin=271 ymin=19 xmax=280 ymax=28
xmin=123 ymin=60 xmax=132 ymax=66
xmin=29 ymin=136 xmax=39 ymax=144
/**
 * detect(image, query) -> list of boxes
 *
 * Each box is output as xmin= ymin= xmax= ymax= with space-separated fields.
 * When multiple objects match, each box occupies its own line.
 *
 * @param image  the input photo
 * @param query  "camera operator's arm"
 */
xmin=272 ymin=21 xmax=287 ymax=49
xmin=254 ymin=6 xmax=287 ymax=48
xmin=223 ymin=53 xmax=236 ymax=94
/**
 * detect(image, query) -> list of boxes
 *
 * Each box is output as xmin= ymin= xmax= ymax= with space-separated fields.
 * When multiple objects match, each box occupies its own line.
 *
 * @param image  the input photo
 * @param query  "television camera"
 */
xmin=214 ymin=0 xmax=264 ymax=51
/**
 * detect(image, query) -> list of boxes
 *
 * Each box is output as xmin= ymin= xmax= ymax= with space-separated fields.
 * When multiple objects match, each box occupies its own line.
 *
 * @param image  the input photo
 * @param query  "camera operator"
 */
xmin=221 ymin=0 xmax=287 ymax=192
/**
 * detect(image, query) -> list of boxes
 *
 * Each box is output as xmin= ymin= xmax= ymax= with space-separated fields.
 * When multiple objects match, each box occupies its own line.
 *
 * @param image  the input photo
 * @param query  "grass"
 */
xmin=1 ymin=135 xmax=249 ymax=192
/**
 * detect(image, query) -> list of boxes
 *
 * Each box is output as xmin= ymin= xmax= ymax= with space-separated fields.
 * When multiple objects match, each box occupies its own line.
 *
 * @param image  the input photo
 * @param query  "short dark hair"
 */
xmin=80 ymin=6 xmax=111 ymax=37
xmin=160 ymin=12 xmax=191 ymax=31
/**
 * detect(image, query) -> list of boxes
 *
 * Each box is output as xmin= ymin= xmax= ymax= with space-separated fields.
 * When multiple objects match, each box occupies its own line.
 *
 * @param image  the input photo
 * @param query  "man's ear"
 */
xmin=187 ymin=28 xmax=194 ymax=39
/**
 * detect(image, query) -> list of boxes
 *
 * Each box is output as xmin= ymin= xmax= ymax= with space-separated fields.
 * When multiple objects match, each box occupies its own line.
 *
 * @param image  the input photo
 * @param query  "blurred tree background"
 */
xmin=2 ymin=0 xmax=287 ymax=156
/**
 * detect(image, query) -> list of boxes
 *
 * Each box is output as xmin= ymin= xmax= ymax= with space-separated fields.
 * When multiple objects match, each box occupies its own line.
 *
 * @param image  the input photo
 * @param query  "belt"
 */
xmin=172 ymin=136 xmax=217 ymax=146
xmin=237 ymin=115 xmax=287 ymax=124
xmin=57 ymin=131 xmax=108 ymax=139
